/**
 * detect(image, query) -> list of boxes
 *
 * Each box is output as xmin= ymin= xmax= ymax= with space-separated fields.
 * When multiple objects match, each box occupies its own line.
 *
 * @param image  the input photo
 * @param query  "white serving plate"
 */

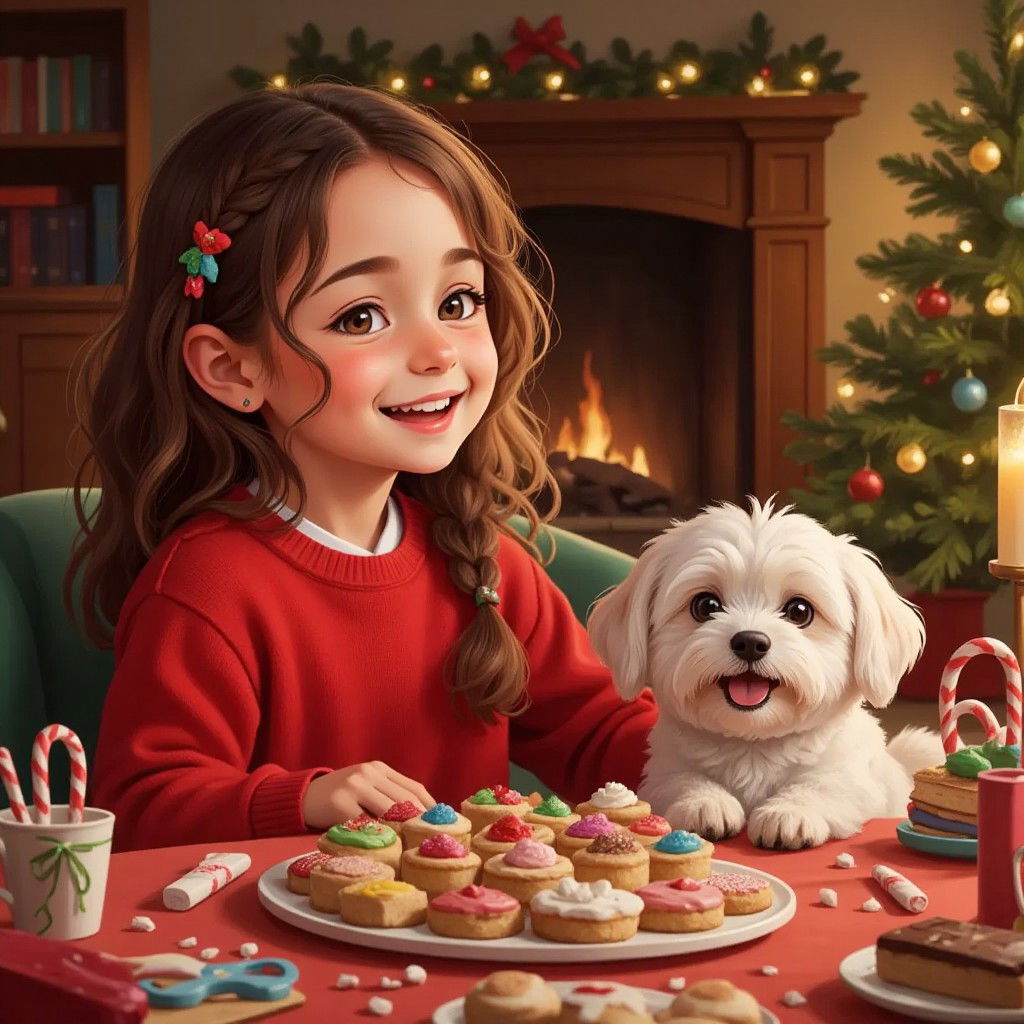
xmin=839 ymin=945 xmax=1024 ymax=1022
xmin=432 ymin=981 xmax=781 ymax=1024
xmin=257 ymin=856 xmax=796 ymax=963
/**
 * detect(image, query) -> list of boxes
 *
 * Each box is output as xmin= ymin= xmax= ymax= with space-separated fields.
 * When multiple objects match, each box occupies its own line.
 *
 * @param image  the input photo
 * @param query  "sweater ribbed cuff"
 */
xmin=250 ymin=767 xmax=333 ymax=837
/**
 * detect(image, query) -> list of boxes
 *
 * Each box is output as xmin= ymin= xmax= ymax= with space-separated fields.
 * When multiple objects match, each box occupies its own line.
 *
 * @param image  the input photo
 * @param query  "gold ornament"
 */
xmin=676 ymin=61 xmax=702 ymax=85
xmin=896 ymin=443 xmax=927 ymax=474
xmin=796 ymin=64 xmax=820 ymax=89
xmin=469 ymin=64 xmax=492 ymax=90
xmin=985 ymin=287 xmax=1011 ymax=316
xmin=969 ymin=138 xmax=1002 ymax=173
xmin=544 ymin=70 xmax=564 ymax=92
xmin=836 ymin=379 xmax=855 ymax=399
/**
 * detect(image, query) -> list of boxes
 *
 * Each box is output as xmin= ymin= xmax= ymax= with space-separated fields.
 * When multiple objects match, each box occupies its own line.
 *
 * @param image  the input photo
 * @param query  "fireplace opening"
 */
xmin=520 ymin=205 xmax=755 ymax=553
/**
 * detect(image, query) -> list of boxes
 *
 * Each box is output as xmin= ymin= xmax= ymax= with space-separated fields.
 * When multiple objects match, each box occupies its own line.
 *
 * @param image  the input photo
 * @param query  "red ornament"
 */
xmin=915 ymin=285 xmax=951 ymax=320
xmin=848 ymin=467 xmax=885 ymax=503
xmin=759 ymin=65 xmax=774 ymax=80
xmin=923 ymin=369 xmax=942 ymax=386
xmin=421 ymin=76 xmax=435 ymax=89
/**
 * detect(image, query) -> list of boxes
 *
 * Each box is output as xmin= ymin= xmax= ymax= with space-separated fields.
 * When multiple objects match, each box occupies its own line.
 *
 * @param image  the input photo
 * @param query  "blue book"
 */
xmin=66 ymin=204 xmax=86 ymax=284
xmin=30 ymin=207 xmax=46 ymax=285
xmin=92 ymin=184 xmax=120 ymax=284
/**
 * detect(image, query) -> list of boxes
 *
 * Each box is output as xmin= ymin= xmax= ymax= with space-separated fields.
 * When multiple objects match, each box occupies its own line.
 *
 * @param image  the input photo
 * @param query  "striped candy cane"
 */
xmin=940 ymin=637 xmax=1022 ymax=754
xmin=31 ymin=724 xmax=87 ymax=825
xmin=0 ymin=746 xmax=29 ymax=823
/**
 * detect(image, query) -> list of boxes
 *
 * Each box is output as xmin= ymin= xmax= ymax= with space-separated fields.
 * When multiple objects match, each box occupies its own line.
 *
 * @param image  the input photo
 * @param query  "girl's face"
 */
xmin=259 ymin=156 xmax=498 ymax=483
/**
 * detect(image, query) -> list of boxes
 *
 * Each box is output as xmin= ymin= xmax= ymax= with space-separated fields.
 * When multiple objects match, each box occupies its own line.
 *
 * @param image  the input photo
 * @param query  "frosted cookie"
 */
xmin=627 ymin=814 xmax=672 ymax=850
xmin=338 ymin=879 xmax=428 ymax=928
xmin=636 ymin=877 xmax=725 ymax=933
xmin=648 ymin=831 xmax=715 ymax=881
xmin=426 ymin=884 xmax=525 ymax=939
xmin=555 ymin=813 xmax=622 ymax=857
xmin=317 ymin=821 xmax=402 ymax=873
xmin=559 ymin=981 xmax=655 ymax=1022
xmin=461 ymin=785 xmax=533 ymax=834
xmin=574 ymin=782 xmax=652 ymax=827
xmin=471 ymin=814 xmax=556 ymax=860
xmin=399 ymin=834 xmax=482 ymax=898
xmin=523 ymin=794 xmax=581 ymax=837
xmin=380 ymin=800 xmax=422 ymax=837
xmin=464 ymin=970 xmax=561 ymax=1024
xmin=706 ymin=872 xmax=773 ymax=915
xmin=656 ymin=979 xmax=760 ymax=1024
xmin=572 ymin=831 xmax=650 ymax=891
xmin=401 ymin=803 xmax=473 ymax=850
xmin=529 ymin=877 xmax=643 ymax=944
xmin=308 ymin=854 xmax=396 ymax=912
xmin=482 ymin=839 xmax=574 ymax=905
xmin=286 ymin=851 xmax=333 ymax=895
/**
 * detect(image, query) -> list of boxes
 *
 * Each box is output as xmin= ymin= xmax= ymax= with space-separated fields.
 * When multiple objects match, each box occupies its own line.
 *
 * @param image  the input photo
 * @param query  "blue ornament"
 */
xmin=1005 ymin=194 xmax=1024 ymax=227
xmin=951 ymin=374 xmax=988 ymax=412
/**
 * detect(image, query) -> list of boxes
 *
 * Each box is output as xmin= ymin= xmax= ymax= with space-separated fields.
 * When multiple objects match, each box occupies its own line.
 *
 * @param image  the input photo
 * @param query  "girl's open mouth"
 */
xmin=380 ymin=392 xmax=464 ymax=433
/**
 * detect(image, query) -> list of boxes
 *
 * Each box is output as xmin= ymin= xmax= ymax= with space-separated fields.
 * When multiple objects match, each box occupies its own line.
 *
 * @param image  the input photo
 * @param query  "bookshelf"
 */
xmin=0 ymin=0 xmax=149 ymax=495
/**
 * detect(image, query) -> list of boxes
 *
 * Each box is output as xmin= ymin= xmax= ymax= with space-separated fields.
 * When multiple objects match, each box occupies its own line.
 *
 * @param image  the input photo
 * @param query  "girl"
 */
xmin=66 ymin=82 xmax=657 ymax=851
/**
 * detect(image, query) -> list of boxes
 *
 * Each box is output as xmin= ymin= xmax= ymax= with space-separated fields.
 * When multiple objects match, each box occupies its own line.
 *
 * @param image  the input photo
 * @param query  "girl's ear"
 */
xmin=181 ymin=324 xmax=263 ymax=412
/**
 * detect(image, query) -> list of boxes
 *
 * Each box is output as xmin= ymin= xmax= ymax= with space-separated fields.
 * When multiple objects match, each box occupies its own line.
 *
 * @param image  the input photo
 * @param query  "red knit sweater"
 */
xmin=91 ymin=486 xmax=658 ymax=851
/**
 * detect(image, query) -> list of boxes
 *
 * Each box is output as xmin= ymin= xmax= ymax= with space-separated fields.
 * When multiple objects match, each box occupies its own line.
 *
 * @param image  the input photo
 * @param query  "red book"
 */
xmin=21 ymin=57 xmax=37 ymax=134
xmin=59 ymin=57 xmax=72 ymax=132
xmin=0 ymin=185 xmax=70 ymax=205
xmin=9 ymin=208 xmax=31 ymax=287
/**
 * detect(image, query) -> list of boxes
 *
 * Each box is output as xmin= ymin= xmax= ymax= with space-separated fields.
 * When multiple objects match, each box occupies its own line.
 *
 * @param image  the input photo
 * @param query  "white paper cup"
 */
xmin=0 ymin=805 xmax=114 ymax=939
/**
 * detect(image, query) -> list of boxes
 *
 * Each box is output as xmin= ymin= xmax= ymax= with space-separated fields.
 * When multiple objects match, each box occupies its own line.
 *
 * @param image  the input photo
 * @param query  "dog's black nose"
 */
xmin=730 ymin=630 xmax=771 ymax=662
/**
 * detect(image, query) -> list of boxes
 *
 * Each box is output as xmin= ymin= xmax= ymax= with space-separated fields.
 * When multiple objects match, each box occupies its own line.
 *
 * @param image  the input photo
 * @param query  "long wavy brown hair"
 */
xmin=64 ymin=82 xmax=561 ymax=723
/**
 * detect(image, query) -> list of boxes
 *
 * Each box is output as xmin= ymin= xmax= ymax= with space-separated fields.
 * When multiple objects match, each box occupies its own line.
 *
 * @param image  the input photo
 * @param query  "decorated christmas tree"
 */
xmin=784 ymin=0 xmax=1024 ymax=594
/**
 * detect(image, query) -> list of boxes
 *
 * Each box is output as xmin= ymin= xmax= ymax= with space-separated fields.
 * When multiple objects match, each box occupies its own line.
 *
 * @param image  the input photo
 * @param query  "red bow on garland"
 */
xmin=500 ymin=15 xmax=582 ymax=75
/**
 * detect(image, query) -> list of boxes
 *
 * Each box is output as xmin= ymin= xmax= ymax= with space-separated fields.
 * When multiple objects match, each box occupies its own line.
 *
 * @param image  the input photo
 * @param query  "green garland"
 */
xmin=229 ymin=14 xmax=859 ymax=102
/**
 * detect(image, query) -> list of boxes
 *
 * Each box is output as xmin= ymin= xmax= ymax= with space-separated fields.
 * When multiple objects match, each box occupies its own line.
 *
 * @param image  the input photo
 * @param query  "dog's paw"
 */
xmin=746 ymin=801 xmax=833 ymax=850
xmin=664 ymin=792 xmax=746 ymax=842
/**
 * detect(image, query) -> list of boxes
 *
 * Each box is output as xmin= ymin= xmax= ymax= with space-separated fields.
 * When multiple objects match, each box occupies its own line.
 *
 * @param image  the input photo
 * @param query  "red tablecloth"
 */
xmin=0 ymin=817 xmax=978 ymax=1023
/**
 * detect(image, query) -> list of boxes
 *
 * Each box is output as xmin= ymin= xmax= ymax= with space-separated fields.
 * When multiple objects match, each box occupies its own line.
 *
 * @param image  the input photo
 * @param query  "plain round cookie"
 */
xmin=658 ymin=979 xmax=761 ymax=1024
xmin=464 ymin=970 xmax=561 ymax=1024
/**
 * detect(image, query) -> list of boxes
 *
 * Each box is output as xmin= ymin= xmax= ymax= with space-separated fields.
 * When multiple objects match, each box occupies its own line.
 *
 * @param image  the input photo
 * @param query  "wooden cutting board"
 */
xmin=142 ymin=978 xmax=305 ymax=1023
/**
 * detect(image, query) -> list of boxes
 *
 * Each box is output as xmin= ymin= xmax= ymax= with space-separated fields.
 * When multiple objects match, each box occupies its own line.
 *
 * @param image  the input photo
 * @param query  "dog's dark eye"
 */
xmin=782 ymin=597 xmax=814 ymax=628
xmin=690 ymin=592 xmax=723 ymax=622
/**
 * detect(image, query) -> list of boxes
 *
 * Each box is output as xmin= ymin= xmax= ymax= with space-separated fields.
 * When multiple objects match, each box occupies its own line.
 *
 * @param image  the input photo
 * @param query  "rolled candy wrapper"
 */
xmin=163 ymin=852 xmax=252 ymax=911
xmin=872 ymin=863 xmax=928 ymax=913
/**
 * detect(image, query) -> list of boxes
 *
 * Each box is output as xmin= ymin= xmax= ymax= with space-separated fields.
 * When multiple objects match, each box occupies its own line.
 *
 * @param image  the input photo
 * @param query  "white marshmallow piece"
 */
xmin=760 ymin=965 xmax=779 ymax=976
xmin=835 ymin=851 xmax=856 ymax=868
xmin=199 ymin=947 xmax=219 ymax=960
xmin=379 ymin=977 xmax=402 ymax=990
xmin=127 ymin=916 xmax=155 ymax=932
xmin=336 ymin=973 xmax=360 ymax=989
xmin=238 ymin=942 xmax=258 ymax=958
xmin=782 ymin=990 xmax=807 ymax=1007
xmin=667 ymin=977 xmax=686 ymax=991
xmin=819 ymin=887 xmax=838 ymax=907
xmin=367 ymin=996 xmax=393 ymax=1015
xmin=404 ymin=964 xmax=427 ymax=985
xmin=861 ymin=897 xmax=882 ymax=912
xmin=177 ymin=936 xmax=197 ymax=948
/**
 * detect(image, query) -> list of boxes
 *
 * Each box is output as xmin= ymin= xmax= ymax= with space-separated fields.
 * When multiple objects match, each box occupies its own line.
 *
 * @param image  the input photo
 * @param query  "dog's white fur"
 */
xmin=588 ymin=496 xmax=943 ymax=849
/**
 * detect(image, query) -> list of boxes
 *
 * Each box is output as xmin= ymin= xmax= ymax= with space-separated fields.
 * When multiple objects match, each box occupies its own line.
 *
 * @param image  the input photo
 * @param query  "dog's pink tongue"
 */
xmin=727 ymin=674 xmax=771 ymax=707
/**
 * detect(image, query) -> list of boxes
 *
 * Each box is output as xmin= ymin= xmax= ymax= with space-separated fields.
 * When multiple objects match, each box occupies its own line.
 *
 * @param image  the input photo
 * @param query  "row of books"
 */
xmin=0 ymin=55 xmax=120 ymax=134
xmin=0 ymin=185 xmax=121 ymax=286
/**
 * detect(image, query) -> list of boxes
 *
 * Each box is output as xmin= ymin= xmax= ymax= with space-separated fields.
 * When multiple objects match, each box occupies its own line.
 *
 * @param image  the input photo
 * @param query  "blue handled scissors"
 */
xmin=138 ymin=958 xmax=299 ymax=1009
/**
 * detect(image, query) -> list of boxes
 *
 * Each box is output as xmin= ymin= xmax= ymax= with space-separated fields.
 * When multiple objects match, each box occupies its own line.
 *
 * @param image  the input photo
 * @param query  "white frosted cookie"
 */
xmin=575 ymin=781 xmax=652 ymax=826
xmin=659 ymin=978 xmax=760 ymax=1024
xmin=560 ymin=981 xmax=654 ymax=1022
xmin=529 ymin=878 xmax=643 ymax=944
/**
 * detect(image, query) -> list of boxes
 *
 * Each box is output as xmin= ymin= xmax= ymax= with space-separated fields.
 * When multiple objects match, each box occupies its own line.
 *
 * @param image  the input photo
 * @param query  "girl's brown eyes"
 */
xmin=329 ymin=288 xmax=487 ymax=336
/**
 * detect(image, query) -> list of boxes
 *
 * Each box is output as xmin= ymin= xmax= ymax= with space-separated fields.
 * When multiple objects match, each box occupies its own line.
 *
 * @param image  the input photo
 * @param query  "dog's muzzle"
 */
xmin=718 ymin=671 xmax=781 ymax=711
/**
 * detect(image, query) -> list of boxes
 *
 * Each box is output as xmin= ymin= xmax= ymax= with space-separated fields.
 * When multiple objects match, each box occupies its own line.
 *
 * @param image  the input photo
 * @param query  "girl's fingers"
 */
xmin=380 ymin=766 xmax=435 ymax=809
xmin=371 ymin=775 xmax=432 ymax=813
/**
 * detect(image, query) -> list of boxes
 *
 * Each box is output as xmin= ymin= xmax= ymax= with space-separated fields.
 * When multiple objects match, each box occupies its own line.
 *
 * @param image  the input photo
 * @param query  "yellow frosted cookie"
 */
xmin=338 ymin=879 xmax=427 ymax=928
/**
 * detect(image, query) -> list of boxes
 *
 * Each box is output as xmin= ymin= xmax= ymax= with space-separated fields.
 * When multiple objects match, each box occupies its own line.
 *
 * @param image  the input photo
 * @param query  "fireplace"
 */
xmin=435 ymin=94 xmax=862 ymax=553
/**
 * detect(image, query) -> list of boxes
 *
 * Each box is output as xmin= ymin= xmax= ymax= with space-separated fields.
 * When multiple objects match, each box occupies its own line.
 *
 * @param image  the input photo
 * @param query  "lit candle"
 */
xmin=999 ymin=379 xmax=1024 ymax=565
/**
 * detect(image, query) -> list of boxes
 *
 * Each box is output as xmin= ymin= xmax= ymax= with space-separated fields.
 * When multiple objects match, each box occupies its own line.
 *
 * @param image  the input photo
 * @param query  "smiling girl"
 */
xmin=66 ymin=83 xmax=657 ymax=851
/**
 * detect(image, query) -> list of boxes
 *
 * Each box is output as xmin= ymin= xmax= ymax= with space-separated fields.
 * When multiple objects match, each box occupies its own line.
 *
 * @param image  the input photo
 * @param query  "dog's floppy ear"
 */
xmin=840 ymin=541 xmax=925 ymax=708
xmin=587 ymin=550 xmax=661 ymax=700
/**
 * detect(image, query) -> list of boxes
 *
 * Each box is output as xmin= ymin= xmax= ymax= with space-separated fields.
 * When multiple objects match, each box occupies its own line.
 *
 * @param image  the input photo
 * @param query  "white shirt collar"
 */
xmin=245 ymin=479 xmax=402 ymax=556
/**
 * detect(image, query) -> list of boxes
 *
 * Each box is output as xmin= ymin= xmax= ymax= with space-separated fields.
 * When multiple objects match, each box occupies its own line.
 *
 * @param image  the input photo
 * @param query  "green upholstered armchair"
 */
xmin=0 ymin=488 xmax=636 ymax=811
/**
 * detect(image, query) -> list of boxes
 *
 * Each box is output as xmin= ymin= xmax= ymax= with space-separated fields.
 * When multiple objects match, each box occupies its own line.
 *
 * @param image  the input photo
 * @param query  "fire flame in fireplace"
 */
xmin=554 ymin=351 xmax=650 ymax=477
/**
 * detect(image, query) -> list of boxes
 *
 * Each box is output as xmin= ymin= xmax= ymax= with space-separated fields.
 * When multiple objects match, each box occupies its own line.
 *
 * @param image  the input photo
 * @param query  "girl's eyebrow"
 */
xmin=310 ymin=247 xmax=482 ymax=296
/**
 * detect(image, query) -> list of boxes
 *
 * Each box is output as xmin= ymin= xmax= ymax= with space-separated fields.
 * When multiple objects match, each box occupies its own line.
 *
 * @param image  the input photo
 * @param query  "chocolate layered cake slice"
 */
xmin=877 ymin=917 xmax=1024 ymax=1008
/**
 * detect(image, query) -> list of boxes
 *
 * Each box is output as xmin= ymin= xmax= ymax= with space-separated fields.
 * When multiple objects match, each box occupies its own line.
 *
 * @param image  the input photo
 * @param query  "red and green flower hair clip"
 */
xmin=178 ymin=220 xmax=232 ymax=299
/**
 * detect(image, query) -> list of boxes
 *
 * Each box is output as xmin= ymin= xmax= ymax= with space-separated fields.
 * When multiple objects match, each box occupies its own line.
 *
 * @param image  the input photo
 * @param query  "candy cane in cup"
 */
xmin=940 ymin=637 xmax=1022 ymax=754
xmin=0 ymin=746 xmax=29 ymax=823
xmin=31 ymin=724 xmax=87 ymax=825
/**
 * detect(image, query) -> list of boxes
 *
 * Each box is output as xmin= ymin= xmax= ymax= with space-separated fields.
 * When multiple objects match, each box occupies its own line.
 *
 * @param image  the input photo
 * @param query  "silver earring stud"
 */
xmin=242 ymin=397 xmax=251 ymax=408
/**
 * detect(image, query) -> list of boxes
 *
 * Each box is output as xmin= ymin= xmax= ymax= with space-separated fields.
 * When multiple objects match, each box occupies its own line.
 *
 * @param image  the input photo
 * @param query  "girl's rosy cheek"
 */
xmin=326 ymin=348 xmax=393 ymax=404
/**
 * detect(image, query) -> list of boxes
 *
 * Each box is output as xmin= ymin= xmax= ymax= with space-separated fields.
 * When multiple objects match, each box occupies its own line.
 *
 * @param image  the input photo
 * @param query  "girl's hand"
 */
xmin=302 ymin=761 xmax=435 ymax=829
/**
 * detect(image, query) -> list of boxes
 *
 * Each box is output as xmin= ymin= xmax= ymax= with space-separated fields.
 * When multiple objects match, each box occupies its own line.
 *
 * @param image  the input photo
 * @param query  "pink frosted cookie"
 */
xmin=481 ymin=839 xmax=573 ymax=905
xmin=400 ymin=834 xmax=481 ymax=899
xmin=426 ymin=884 xmax=525 ymax=939
xmin=706 ymin=871 xmax=774 ymax=915
xmin=636 ymin=876 xmax=725 ymax=932
xmin=554 ymin=812 xmax=622 ymax=857
xmin=308 ymin=855 xmax=395 ymax=912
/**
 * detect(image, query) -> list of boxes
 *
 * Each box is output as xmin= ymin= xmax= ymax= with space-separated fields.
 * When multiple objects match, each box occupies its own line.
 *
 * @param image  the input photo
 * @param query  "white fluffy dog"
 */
xmin=588 ymin=496 xmax=943 ymax=849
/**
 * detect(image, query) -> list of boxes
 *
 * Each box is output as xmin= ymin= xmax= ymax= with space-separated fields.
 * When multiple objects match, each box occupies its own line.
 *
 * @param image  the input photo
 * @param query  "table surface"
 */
xmin=0 ymin=817 xmax=980 ymax=1024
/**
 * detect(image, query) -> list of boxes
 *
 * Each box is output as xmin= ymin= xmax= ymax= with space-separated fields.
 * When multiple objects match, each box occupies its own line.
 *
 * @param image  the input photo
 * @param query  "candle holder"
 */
xmin=989 ymin=560 xmax=1024 ymax=668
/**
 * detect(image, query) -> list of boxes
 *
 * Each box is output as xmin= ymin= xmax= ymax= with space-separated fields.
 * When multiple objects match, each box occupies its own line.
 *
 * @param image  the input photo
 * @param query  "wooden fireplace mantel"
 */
xmin=432 ymin=93 xmax=865 ymax=500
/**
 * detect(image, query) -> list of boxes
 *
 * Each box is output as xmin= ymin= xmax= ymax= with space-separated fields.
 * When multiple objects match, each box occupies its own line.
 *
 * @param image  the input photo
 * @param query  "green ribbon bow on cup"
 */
xmin=30 ymin=835 xmax=111 ymax=935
